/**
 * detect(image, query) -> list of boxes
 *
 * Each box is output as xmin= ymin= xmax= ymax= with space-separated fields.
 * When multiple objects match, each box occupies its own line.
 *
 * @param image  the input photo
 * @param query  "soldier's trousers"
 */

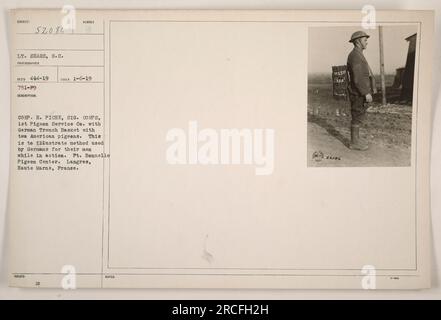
xmin=349 ymin=93 xmax=368 ymax=126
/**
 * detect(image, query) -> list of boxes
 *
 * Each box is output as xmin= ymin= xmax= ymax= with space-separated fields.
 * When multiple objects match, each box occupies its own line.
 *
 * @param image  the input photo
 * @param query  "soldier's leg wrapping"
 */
xmin=349 ymin=94 xmax=367 ymax=126
xmin=348 ymin=94 xmax=369 ymax=150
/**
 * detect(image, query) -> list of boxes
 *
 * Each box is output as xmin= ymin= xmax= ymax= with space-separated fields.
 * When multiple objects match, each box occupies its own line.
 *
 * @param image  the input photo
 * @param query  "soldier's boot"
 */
xmin=349 ymin=125 xmax=369 ymax=151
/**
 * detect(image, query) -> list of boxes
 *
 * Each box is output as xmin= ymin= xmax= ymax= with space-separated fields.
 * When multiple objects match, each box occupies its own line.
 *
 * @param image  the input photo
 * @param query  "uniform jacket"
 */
xmin=347 ymin=47 xmax=376 ymax=97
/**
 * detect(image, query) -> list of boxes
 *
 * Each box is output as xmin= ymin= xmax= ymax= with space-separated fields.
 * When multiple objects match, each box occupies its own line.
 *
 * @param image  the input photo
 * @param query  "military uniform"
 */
xmin=346 ymin=31 xmax=376 ymax=151
xmin=347 ymin=46 xmax=376 ymax=125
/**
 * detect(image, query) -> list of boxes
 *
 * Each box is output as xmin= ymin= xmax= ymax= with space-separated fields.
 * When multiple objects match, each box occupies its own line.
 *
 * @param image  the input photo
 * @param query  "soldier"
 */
xmin=346 ymin=31 xmax=376 ymax=151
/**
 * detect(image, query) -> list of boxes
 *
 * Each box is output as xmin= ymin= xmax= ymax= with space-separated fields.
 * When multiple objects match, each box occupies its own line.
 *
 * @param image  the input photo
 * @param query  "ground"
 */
xmin=307 ymin=75 xmax=412 ymax=167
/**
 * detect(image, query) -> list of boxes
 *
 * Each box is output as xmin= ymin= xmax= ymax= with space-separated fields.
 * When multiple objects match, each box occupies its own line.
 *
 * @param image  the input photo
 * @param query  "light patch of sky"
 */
xmin=308 ymin=25 xmax=417 ymax=75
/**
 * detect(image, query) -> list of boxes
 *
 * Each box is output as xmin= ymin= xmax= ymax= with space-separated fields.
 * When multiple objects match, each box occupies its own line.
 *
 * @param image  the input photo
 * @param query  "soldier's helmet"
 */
xmin=349 ymin=31 xmax=370 ymax=43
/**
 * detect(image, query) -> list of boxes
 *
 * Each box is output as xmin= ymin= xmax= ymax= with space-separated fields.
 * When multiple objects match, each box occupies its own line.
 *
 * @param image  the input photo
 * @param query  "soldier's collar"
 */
xmin=354 ymin=46 xmax=364 ymax=54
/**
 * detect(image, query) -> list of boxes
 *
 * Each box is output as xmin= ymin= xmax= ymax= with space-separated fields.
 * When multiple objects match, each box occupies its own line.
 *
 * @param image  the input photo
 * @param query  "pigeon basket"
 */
xmin=331 ymin=65 xmax=348 ymax=100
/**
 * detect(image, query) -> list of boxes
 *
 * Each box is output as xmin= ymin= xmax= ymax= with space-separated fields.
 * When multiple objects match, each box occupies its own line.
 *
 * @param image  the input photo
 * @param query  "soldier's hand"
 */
xmin=365 ymin=94 xmax=373 ymax=103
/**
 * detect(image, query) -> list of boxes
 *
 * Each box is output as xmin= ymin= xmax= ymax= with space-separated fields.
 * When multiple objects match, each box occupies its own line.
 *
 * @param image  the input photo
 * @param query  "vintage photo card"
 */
xmin=7 ymin=9 xmax=433 ymax=289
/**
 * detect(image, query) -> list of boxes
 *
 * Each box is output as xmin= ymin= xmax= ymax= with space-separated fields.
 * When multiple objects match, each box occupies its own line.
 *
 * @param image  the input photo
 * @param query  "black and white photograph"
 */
xmin=308 ymin=25 xmax=418 ymax=167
